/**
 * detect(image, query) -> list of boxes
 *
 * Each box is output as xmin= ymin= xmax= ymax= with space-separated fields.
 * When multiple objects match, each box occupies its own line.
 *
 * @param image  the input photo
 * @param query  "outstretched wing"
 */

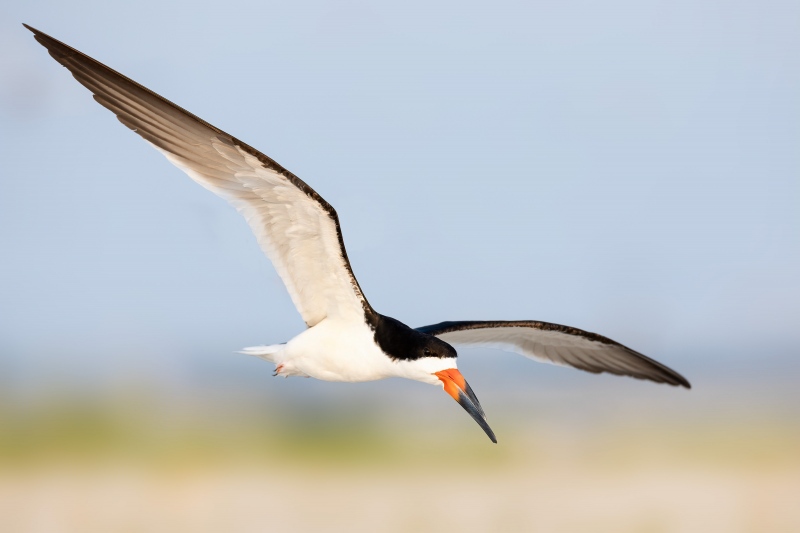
xmin=417 ymin=320 xmax=690 ymax=388
xmin=26 ymin=24 xmax=373 ymax=327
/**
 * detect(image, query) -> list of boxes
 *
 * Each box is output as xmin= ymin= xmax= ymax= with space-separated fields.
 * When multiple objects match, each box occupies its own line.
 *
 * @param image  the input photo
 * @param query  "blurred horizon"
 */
xmin=1 ymin=0 xmax=799 ymax=531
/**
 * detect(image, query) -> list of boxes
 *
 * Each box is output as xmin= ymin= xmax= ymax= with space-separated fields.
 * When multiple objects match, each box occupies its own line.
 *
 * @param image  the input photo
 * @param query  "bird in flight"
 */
xmin=25 ymin=24 xmax=689 ymax=443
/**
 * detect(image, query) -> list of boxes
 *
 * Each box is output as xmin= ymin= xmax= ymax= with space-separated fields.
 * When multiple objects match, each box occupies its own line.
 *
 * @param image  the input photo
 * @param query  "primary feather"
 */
xmin=418 ymin=321 xmax=690 ymax=388
xmin=26 ymin=24 xmax=371 ymax=327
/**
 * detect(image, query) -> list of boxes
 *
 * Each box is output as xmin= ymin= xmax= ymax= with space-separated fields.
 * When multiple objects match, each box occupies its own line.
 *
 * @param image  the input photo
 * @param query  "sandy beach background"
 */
xmin=2 ymin=360 xmax=798 ymax=532
xmin=3 ymin=1 xmax=798 ymax=531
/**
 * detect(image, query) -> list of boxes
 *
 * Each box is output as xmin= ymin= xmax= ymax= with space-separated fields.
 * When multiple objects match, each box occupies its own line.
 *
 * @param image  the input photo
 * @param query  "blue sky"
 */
xmin=1 ymin=1 xmax=798 ymax=403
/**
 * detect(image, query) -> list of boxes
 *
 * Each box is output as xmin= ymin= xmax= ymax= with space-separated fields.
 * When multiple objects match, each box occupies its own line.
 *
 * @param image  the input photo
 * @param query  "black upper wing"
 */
xmin=418 ymin=320 xmax=690 ymax=388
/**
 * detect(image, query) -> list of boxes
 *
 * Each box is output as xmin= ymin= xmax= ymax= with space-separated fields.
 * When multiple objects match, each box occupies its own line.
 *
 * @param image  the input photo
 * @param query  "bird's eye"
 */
xmin=423 ymin=348 xmax=432 ymax=356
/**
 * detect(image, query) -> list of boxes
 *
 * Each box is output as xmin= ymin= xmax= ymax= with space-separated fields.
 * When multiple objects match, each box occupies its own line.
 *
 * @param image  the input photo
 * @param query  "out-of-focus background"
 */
xmin=2 ymin=1 xmax=799 ymax=531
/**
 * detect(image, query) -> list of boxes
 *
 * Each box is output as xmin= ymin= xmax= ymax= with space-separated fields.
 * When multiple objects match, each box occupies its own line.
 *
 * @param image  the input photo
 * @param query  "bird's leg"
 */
xmin=272 ymin=362 xmax=310 ymax=378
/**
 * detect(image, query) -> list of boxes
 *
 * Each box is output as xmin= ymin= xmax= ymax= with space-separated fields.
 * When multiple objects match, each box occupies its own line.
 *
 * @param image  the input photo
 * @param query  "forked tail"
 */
xmin=238 ymin=344 xmax=284 ymax=363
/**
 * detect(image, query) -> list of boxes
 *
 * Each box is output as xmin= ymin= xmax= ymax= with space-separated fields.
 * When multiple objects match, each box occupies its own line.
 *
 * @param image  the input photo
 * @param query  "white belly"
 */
xmin=280 ymin=317 xmax=395 ymax=382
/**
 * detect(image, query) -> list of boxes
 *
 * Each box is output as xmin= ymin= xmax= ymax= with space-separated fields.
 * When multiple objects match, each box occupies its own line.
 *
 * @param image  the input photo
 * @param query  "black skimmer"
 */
xmin=25 ymin=25 xmax=690 ymax=443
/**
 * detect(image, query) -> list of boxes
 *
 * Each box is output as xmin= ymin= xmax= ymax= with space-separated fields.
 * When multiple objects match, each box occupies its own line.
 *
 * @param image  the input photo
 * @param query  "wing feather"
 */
xmin=417 ymin=320 xmax=690 ymax=388
xmin=26 ymin=24 xmax=373 ymax=327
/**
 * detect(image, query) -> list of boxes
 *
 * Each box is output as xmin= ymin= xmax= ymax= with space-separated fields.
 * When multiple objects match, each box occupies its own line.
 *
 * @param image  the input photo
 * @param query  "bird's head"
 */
xmin=374 ymin=315 xmax=496 ymax=443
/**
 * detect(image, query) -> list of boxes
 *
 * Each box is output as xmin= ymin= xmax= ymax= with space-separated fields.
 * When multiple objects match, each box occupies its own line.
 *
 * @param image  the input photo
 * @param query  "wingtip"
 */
xmin=670 ymin=369 xmax=692 ymax=389
xmin=668 ymin=373 xmax=691 ymax=389
xmin=22 ymin=23 xmax=58 ymax=49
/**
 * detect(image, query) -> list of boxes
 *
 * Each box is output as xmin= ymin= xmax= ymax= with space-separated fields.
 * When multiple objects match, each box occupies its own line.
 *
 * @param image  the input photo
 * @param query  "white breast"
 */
xmin=278 ymin=318 xmax=460 ymax=385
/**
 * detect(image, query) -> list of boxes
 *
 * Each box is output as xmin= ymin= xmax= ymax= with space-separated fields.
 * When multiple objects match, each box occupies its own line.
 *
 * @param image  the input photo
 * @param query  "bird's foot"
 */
xmin=272 ymin=362 xmax=310 ymax=378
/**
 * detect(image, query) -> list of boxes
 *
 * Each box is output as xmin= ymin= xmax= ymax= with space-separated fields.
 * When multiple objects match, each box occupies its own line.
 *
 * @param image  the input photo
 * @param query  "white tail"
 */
xmin=238 ymin=344 xmax=284 ymax=363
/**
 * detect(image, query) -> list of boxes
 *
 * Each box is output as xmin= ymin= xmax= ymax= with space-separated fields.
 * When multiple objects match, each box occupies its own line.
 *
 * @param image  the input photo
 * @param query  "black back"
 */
xmin=371 ymin=314 xmax=456 ymax=361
